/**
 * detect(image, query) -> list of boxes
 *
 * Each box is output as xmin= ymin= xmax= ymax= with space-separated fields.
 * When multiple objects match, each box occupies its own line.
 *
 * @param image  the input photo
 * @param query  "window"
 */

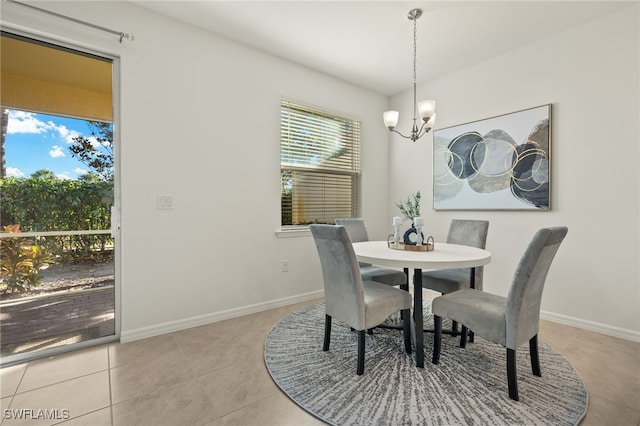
xmin=280 ymin=100 xmax=361 ymax=226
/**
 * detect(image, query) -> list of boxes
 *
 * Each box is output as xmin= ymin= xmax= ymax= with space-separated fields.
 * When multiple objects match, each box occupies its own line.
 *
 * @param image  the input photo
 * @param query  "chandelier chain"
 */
xmin=413 ymin=17 xmax=417 ymax=85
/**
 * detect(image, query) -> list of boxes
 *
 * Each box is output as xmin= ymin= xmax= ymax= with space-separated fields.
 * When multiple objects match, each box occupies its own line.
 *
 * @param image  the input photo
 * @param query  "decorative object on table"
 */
xmin=413 ymin=217 xmax=424 ymax=245
xmin=433 ymin=104 xmax=551 ymax=210
xmin=265 ymin=302 xmax=588 ymax=426
xmin=387 ymin=234 xmax=434 ymax=251
xmin=390 ymin=216 xmax=403 ymax=248
xmin=395 ymin=191 xmax=433 ymax=249
xmin=382 ymin=9 xmax=436 ymax=142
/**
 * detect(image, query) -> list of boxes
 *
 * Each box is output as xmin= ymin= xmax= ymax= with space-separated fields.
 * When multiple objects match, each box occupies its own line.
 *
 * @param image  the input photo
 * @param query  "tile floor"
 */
xmin=1 ymin=298 xmax=639 ymax=426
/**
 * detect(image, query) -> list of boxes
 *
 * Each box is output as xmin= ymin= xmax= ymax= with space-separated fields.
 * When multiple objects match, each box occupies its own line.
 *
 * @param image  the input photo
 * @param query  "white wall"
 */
xmin=389 ymin=5 xmax=640 ymax=340
xmin=1 ymin=1 xmax=391 ymax=340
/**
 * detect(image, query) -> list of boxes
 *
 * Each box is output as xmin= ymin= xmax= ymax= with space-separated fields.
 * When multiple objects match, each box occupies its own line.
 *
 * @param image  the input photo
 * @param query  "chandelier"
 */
xmin=383 ymin=8 xmax=436 ymax=142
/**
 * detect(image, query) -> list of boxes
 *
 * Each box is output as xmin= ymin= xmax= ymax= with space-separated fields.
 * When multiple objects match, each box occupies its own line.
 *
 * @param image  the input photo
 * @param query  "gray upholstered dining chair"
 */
xmin=422 ymin=219 xmax=489 ymax=334
xmin=335 ymin=218 xmax=407 ymax=288
xmin=431 ymin=226 xmax=568 ymax=401
xmin=310 ymin=224 xmax=412 ymax=375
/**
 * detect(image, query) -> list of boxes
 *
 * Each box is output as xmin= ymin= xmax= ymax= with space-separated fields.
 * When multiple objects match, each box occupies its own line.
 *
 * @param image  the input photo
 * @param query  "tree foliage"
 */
xmin=68 ymin=121 xmax=113 ymax=181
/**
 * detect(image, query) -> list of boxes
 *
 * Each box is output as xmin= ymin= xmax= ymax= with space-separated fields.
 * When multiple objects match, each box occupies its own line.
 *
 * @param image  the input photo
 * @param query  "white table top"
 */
xmin=352 ymin=241 xmax=491 ymax=270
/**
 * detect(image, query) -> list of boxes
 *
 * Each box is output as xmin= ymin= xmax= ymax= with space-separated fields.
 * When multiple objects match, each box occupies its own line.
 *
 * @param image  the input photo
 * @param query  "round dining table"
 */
xmin=352 ymin=241 xmax=491 ymax=368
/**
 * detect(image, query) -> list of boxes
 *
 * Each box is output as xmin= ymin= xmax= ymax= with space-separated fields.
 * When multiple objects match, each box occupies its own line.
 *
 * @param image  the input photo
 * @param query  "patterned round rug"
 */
xmin=264 ymin=303 xmax=588 ymax=426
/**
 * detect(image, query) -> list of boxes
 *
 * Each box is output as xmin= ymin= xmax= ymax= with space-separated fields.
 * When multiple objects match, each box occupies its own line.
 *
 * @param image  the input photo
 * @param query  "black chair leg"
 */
xmin=530 ymin=334 xmax=541 ymax=376
xmin=402 ymin=308 xmax=412 ymax=354
xmin=459 ymin=326 xmax=468 ymax=348
xmin=323 ymin=314 xmax=332 ymax=351
xmin=451 ymin=320 xmax=458 ymax=334
xmin=432 ymin=315 xmax=442 ymax=364
xmin=367 ymin=328 xmax=373 ymax=335
xmin=357 ymin=330 xmax=365 ymax=375
xmin=507 ymin=348 xmax=519 ymax=401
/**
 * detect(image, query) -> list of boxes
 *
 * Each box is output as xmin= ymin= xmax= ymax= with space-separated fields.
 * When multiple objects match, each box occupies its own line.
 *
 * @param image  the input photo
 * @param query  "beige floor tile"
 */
xmin=112 ymin=377 xmax=216 ymax=426
xmin=198 ymin=356 xmax=280 ymax=420
xmin=580 ymin=394 xmax=640 ymax=426
xmin=109 ymin=351 xmax=197 ymax=404
xmin=4 ymin=371 xmax=110 ymax=426
xmin=57 ymin=407 xmax=112 ymax=426
xmin=539 ymin=319 xmax=580 ymax=353
xmin=561 ymin=330 xmax=640 ymax=411
xmin=2 ymin=396 xmax=13 ymax=414
xmin=206 ymin=392 xmax=324 ymax=426
xmin=108 ymin=332 xmax=182 ymax=368
xmin=17 ymin=346 xmax=108 ymax=393
xmin=1 ymin=363 xmax=26 ymax=398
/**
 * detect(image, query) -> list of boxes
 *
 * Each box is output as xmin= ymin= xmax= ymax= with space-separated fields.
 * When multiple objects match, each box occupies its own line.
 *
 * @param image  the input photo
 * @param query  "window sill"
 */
xmin=275 ymin=227 xmax=311 ymax=238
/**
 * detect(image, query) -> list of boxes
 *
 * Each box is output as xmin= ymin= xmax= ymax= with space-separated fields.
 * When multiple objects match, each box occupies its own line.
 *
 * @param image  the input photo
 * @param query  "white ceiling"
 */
xmin=133 ymin=1 xmax=634 ymax=96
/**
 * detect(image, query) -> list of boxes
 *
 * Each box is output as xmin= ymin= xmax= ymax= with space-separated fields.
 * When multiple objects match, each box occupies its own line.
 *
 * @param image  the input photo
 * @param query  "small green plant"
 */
xmin=396 ymin=191 xmax=422 ymax=221
xmin=0 ymin=224 xmax=54 ymax=294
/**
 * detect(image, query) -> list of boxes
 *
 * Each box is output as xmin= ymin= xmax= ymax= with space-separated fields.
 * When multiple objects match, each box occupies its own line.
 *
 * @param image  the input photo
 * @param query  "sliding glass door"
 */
xmin=0 ymin=31 xmax=120 ymax=365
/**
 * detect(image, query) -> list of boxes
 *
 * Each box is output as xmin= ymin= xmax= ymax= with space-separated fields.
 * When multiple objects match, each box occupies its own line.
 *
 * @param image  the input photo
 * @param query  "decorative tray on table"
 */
xmin=387 ymin=235 xmax=434 ymax=251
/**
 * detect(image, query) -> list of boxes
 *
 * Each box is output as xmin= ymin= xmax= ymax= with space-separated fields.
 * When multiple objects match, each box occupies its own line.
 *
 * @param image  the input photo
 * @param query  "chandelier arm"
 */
xmin=389 ymin=128 xmax=414 ymax=140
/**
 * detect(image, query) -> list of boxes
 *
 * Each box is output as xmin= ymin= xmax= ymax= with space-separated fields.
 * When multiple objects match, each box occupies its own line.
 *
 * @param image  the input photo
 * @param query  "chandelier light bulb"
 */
xmin=418 ymin=100 xmax=436 ymax=122
xmin=383 ymin=111 xmax=399 ymax=129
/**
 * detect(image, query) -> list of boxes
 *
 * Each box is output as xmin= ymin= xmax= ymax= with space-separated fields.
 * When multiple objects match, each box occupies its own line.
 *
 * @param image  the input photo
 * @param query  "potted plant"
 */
xmin=396 ymin=191 xmax=424 ymax=245
xmin=396 ymin=191 xmax=421 ymax=223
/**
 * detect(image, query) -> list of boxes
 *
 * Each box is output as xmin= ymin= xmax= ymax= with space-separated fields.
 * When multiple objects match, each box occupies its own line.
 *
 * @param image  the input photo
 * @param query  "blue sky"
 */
xmin=5 ymin=109 xmax=100 ymax=180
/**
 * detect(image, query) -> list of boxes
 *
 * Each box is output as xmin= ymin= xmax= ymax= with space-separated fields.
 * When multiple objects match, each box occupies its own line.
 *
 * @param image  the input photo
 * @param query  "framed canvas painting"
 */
xmin=433 ymin=104 xmax=551 ymax=210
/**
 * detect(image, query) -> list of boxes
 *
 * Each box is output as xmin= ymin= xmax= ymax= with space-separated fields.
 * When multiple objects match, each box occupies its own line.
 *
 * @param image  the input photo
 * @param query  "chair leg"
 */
xmin=357 ymin=330 xmax=365 ymax=375
xmin=432 ymin=315 xmax=442 ymax=364
xmin=402 ymin=308 xmax=412 ymax=354
xmin=507 ymin=348 xmax=519 ymax=401
xmin=323 ymin=314 xmax=332 ymax=351
xmin=530 ymin=334 xmax=541 ymax=376
xmin=459 ymin=326 xmax=468 ymax=348
xmin=451 ymin=320 xmax=458 ymax=334
xmin=367 ymin=328 xmax=373 ymax=335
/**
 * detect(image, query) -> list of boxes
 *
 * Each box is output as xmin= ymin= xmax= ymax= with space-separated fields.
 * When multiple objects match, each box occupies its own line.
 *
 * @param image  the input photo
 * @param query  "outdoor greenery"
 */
xmin=68 ymin=121 xmax=114 ymax=182
xmin=0 ymin=174 xmax=113 ymax=259
xmin=0 ymin=224 xmax=54 ymax=294
xmin=0 ymin=116 xmax=114 ymax=295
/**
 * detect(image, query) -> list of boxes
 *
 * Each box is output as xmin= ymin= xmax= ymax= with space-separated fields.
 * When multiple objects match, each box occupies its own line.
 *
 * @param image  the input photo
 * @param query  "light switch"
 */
xmin=157 ymin=195 xmax=174 ymax=210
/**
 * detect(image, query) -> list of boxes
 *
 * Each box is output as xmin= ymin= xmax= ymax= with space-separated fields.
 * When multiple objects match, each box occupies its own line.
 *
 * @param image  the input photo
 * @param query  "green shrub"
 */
xmin=0 ymin=224 xmax=54 ymax=294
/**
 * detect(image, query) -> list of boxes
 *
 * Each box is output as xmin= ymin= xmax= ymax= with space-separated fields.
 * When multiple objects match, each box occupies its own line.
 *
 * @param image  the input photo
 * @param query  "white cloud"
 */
xmin=7 ymin=110 xmax=82 ymax=143
xmin=56 ymin=172 xmax=73 ymax=180
xmin=74 ymin=167 xmax=88 ymax=175
xmin=54 ymin=123 xmax=81 ymax=144
xmin=7 ymin=111 xmax=52 ymax=134
xmin=49 ymin=145 xmax=66 ymax=158
xmin=6 ymin=167 xmax=25 ymax=177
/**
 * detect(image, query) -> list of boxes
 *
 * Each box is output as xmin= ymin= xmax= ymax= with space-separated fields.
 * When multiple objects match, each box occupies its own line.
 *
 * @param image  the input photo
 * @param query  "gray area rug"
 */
xmin=264 ymin=303 xmax=588 ymax=425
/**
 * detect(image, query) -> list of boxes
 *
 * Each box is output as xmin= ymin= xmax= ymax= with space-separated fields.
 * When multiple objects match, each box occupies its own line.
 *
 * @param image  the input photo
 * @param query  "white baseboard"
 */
xmin=541 ymin=310 xmax=640 ymax=343
xmin=120 ymin=290 xmax=324 ymax=343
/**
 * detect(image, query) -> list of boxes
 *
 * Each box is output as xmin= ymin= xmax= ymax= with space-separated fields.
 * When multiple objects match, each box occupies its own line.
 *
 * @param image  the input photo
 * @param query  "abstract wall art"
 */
xmin=433 ymin=104 xmax=551 ymax=210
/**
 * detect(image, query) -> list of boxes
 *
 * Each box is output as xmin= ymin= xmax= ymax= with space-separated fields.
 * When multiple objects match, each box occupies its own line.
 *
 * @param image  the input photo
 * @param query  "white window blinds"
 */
xmin=280 ymin=100 xmax=361 ymax=226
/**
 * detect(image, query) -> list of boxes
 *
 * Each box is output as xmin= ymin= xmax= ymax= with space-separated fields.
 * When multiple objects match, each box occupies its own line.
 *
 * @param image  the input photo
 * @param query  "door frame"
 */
xmin=0 ymin=27 xmax=121 ymax=367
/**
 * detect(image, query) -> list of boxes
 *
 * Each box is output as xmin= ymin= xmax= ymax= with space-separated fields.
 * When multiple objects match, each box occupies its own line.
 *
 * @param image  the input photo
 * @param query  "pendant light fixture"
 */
xmin=383 ymin=8 xmax=436 ymax=142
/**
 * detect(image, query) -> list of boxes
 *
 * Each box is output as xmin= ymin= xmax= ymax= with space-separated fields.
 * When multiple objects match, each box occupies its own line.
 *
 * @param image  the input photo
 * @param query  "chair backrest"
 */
xmin=447 ymin=219 xmax=490 ymax=289
xmin=506 ymin=227 xmax=568 ymax=349
xmin=310 ymin=224 xmax=365 ymax=329
xmin=447 ymin=219 xmax=489 ymax=248
xmin=335 ymin=218 xmax=369 ymax=243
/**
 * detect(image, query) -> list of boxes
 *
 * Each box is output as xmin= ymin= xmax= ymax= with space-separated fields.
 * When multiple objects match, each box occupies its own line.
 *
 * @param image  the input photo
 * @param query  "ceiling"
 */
xmin=132 ymin=1 xmax=633 ymax=96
